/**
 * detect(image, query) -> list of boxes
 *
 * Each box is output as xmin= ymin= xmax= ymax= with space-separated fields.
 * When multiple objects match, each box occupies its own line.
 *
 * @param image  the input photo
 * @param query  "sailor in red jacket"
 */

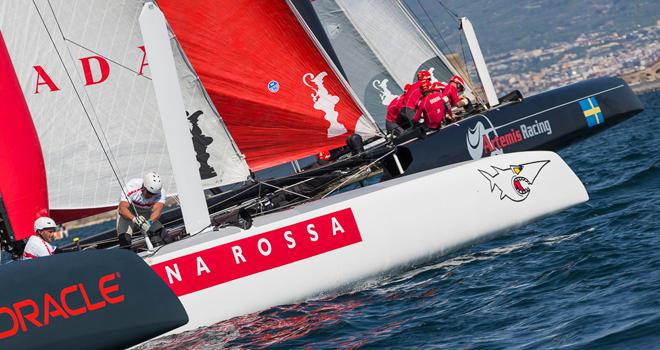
xmin=400 ymin=70 xmax=432 ymax=124
xmin=443 ymin=75 xmax=470 ymax=110
xmin=385 ymin=84 xmax=411 ymax=135
xmin=414 ymin=81 xmax=448 ymax=130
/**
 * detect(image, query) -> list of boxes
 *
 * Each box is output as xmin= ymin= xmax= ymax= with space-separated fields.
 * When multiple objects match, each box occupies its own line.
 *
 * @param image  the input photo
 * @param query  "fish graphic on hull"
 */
xmin=479 ymin=160 xmax=550 ymax=202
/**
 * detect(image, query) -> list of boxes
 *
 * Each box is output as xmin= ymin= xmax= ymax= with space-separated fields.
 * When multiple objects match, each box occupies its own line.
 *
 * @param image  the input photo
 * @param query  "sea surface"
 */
xmin=145 ymin=90 xmax=656 ymax=348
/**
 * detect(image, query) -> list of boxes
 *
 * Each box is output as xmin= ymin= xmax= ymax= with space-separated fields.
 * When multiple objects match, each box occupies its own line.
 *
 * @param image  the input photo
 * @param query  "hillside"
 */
xmin=405 ymin=0 xmax=659 ymax=58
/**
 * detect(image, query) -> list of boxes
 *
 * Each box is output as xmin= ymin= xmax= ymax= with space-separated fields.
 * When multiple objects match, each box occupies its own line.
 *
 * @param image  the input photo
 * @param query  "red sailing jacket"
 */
xmin=414 ymin=92 xmax=447 ymax=129
xmin=385 ymin=95 xmax=405 ymax=122
xmin=402 ymin=81 xmax=424 ymax=111
xmin=442 ymin=83 xmax=460 ymax=108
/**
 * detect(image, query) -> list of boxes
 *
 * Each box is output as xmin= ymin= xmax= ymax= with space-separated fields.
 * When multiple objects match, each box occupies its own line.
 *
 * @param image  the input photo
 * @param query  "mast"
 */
xmin=139 ymin=3 xmax=210 ymax=235
xmin=460 ymin=17 xmax=499 ymax=107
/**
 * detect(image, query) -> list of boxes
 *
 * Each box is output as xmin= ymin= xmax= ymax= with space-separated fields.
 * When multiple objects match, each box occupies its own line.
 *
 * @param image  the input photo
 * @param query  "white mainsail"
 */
xmin=0 ymin=0 xmax=250 ymax=211
xmin=310 ymin=0 xmax=474 ymax=123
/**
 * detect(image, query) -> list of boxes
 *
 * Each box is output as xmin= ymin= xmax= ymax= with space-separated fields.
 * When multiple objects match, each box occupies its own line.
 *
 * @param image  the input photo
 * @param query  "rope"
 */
xmin=415 ymin=0 xmax=454 ymax=57
xmin=417 ymin=0 xmax=485 ymax=105
xmin=321 ymin=148 xmax=396 ymax=199
xmin=434 ymin=0 xmax=460 ymax=19
xmin=256 ymin=181 xmax=311 ymax=200
xmin=36 ymin=1 xmax=138 ymax=214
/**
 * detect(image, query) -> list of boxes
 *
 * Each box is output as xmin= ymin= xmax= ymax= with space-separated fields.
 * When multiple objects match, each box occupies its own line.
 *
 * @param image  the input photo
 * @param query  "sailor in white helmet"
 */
xmin=116 ymin=172 xmax=166 ymax=247
xmin=22 ymin=217 xmax=57 ymax=259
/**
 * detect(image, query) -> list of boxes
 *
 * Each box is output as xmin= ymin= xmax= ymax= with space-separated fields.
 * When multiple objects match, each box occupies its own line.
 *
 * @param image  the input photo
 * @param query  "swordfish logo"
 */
xmin=479 ymin=160 xmax=550 ymax=202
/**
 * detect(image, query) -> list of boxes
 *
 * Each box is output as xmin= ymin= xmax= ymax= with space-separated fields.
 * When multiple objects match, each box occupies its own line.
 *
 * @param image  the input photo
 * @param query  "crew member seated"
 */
xmin=414 ymin=81 xmax=449 ymax=130
xmin=22 ymin=217 xmax=57 ymax=259
xmin=400 ymin=70 xmax=432 ymax=126
xmin=385 ymin=86 xmax=407 ymax=136
xmin=117 ymin=172 xmax=166 ymax=247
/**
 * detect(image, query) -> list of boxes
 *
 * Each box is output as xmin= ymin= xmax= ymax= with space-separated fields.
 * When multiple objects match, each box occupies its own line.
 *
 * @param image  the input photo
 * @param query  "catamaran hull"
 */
xmin=145 ymin=151 xmax=588 ymax=334
xmin=387 ymin=77 xmax=643 ymax=177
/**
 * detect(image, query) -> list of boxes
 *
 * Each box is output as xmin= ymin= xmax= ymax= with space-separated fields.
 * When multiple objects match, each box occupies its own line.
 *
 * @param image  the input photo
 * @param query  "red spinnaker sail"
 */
xmin=158 ymin=0 xmax=370 ymax=170
xmin=0 ymin=32 xmax=49 ymax=240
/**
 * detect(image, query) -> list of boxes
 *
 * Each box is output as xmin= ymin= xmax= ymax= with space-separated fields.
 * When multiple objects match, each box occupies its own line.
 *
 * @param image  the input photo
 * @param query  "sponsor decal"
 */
xmin=466 ymin=116 xmax=504 ymax=160
xmin=33 ymin=46 xmax=149 ymax=94
xmin=303 ymin=71 xmax=347 ymax=138
xmin=268 ymin=80 xmax=280 ymax=93
xmin=466 ymin=115 xmax=553 ymax=160
xmin=372 ymin=78 xmax=397 ymax=106
xmin=479 ymin=160 xmax=550 ymax=202
xmin=579 ymin=96 xmax=604 ymax=127
xmin=0 ymin=273 xmax=124 ymax=340
xmin=428 ymin=67 xmax=440 ymax=83
xmin=187 ymin=110 xmax=216 ymax=180
xmin=519 ymin=119 xmax=552 ymax=138
xmin=151 ymin=208 xmax=362 ymax=296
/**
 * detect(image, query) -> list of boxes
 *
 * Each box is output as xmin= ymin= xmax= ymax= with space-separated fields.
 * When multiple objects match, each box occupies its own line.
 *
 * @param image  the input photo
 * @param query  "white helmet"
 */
xmin=143 ymin=171 xmax=163 ymax=194
xmin=34 ymin=216 xmax=57 ymax=232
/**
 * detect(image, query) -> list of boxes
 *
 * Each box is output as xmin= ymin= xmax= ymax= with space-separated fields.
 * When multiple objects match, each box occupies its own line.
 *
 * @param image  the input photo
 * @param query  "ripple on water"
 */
xmin=140 ymin=92 xmax=660 ymax=349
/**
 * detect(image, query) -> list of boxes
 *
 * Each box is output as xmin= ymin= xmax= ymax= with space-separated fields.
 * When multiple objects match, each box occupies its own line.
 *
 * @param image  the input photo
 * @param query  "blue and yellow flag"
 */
xmin=579 ymin=97 xmax=604 ymax=128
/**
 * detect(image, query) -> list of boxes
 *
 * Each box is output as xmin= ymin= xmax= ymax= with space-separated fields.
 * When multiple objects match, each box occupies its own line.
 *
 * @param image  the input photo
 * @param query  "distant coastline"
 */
xmin=620 ymin=59 xmax=660 ymax=94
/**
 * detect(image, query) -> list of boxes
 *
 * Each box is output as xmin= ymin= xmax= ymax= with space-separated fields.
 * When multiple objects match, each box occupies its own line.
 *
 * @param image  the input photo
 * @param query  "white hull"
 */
xmin=143 ymin=151 xmax=588 ymax=334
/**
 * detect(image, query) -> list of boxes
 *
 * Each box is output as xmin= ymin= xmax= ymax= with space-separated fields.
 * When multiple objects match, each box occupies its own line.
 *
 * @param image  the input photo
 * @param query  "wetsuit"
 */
xmin=385 ymin=94 xmax=405 ymax=135
xmin=400 ymin=81 xmax=424 ymax=125
xmin=442 ymin=83 xmax=461 ymax=118
xmin=414 ymin=92 xmax=447 ymax=130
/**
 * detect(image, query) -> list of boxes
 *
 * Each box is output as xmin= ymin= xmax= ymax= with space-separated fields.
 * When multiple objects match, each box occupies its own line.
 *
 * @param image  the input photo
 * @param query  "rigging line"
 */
xmin=206 ymin=185 xmax=259 ymax=212
xmin=321 ymin=148 xmax=396 ymax=199
xmin=415 ymin=0 xmax=454 ymax=57
xmin=64 ymin=39 xmax=151 ymax=79
xmin=458 ymin=28 xmax=485 ymax=105
xmin=434 ymin=0 xmax=460 ymax=19
xmin=46 ymin=0 xmax=129 ymax=190
xmin=257 ymin=181 xmax=311 ymax=200
xmin=35 ymin=0 xmax=134 ymax=210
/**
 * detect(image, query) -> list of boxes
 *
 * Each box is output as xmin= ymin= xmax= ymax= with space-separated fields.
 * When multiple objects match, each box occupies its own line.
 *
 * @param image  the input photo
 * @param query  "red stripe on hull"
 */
xmin=151 ymin=208 xmax=362 ymax=296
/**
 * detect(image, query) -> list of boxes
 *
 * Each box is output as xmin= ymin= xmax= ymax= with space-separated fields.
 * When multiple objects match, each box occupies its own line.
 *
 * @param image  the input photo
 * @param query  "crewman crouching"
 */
xmin=116 ymin=171 xmax=165 ymax=247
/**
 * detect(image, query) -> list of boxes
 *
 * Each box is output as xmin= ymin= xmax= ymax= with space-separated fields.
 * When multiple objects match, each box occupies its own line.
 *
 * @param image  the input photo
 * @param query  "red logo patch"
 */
xmin=151 ymin=208 xmax=362 ymax=296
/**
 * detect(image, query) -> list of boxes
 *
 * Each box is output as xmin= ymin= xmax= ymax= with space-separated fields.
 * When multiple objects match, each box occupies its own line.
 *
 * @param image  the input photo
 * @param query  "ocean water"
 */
xmin=134 ymin=90 xmax=658 ymax=349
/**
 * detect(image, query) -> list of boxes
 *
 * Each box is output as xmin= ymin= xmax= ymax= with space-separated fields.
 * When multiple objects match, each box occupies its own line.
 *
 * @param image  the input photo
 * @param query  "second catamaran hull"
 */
xmin=387 ymin=77 xmax=643 ymax=178
xmin=144 ymin=151 xmax=588 ymax=334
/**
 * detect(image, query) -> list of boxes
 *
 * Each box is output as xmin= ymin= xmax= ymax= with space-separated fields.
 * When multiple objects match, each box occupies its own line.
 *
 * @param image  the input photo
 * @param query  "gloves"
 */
xmin=132 ymin=216 xmax=151 ymax=232
xmin=132 ymin=215 xmax=146 ymax=225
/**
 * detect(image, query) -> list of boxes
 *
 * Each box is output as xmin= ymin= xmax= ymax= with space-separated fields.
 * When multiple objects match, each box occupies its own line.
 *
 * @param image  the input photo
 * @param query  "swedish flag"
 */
xmin=579 ymin=97 xmax=604 ymax=128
